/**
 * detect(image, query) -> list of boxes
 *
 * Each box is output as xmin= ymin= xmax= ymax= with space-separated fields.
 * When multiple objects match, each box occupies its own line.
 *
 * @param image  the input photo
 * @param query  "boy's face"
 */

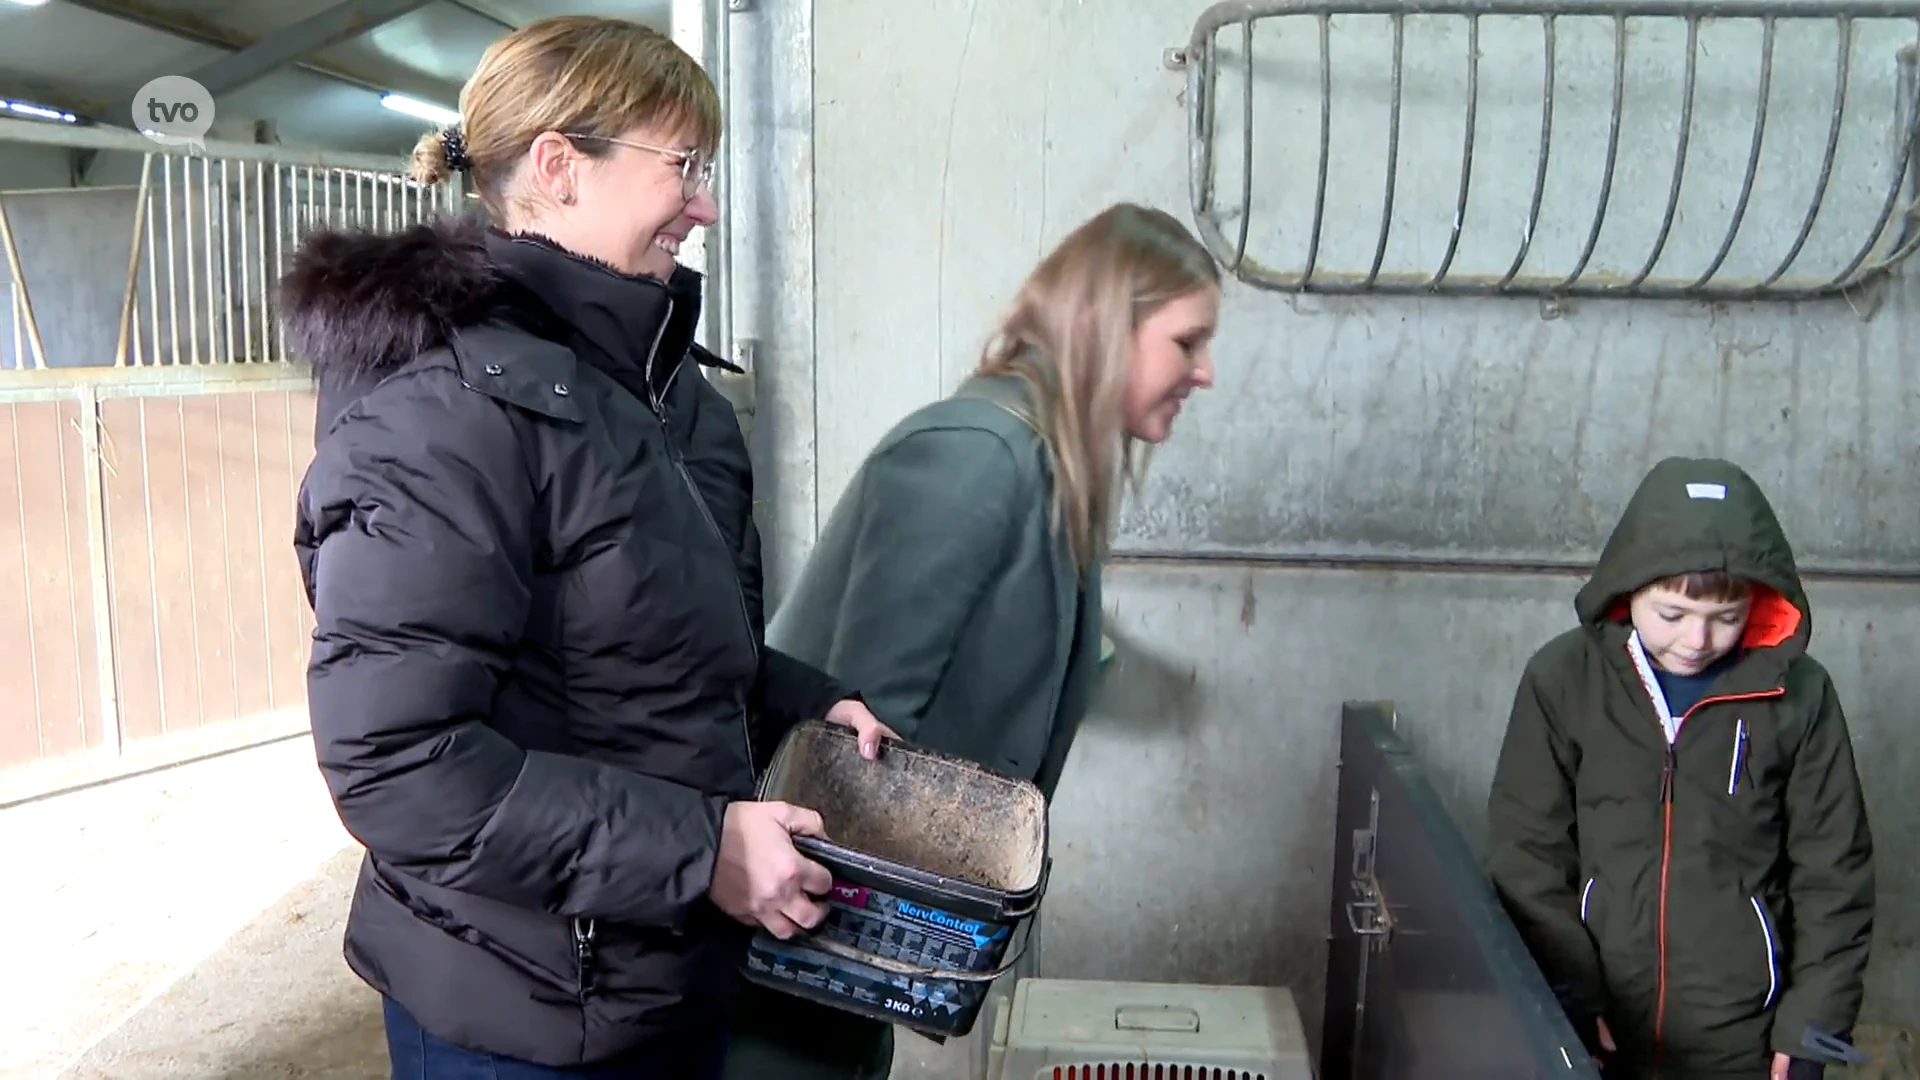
xmin=1629 ymin=586 xmax=1750 ymax=675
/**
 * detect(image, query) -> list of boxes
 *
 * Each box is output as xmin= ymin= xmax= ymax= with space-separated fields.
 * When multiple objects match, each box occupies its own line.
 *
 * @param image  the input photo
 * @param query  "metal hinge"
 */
xmin=727 ymin=0 xmax=752 ymax=11
xmin=711 ymin=337 xmax=757 ymax=424
xmin=1344 ymin=788 xmax=1395 ymax=953
xmin=729 ymin=337 xmax=757 ymax=375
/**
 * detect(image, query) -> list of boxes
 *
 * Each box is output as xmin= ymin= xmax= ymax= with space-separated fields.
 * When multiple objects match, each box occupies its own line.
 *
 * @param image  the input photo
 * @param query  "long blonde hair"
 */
xmin=977 ymin=203 xmax=1220 ymax=572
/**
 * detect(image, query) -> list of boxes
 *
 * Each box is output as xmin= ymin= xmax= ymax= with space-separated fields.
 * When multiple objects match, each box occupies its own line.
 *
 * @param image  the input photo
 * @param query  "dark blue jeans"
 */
xmin=383 ymin=997 xmax=727 ymax=1080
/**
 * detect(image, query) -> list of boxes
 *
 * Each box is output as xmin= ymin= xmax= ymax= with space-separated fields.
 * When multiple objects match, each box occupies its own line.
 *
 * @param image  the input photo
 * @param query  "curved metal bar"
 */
xmin=1824 ymin=16 xmax=1920 ymax=288
xmin=1870 ymin=207 xmax=1920 ymax=270
xmin=1234 ymin=18 xmax=1256 ymax=271
xmin=1182 ymin=0 xmax=1920 ymax=300
xmin=1499 ymin=14 xmax=1556 ymax=289
xmin=1190 ymin=33 xmax=1218 ymax=218
xmin=1625 ymin=16 xmax=1698 ymax=289
xmin=1870 ymin=218 xmax=1920 ymax=269
xmin=1429 ymin=14 xmax=1480 ymax=288
xmin=1757 ymin=16 xmax=1850 ymax=288
xmin=1303 ymin=13 xmax=1333 ymax=284
xmin=1192 ymin=0 xmax=1920 ymax=33
xmin=1203 ymin=52 xmax=1219 ymax=190
xmin=1365 ymin=14 xmax=1406 ymax=286
xmin=1558 ymin=13 xmax=1627 ymax=290
xmin=1688 ymin=16 xmax=1775 ymax=289
xmin=1186 ymin=29 xmax=1237 ymax=276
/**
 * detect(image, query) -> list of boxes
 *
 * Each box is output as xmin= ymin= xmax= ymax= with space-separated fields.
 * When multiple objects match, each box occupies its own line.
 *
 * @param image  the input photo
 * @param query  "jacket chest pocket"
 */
xmin=1722 ymin=717 xmax=1758 ymax=796
xmin=1711 ymin=715 xmax=1788 ymax=804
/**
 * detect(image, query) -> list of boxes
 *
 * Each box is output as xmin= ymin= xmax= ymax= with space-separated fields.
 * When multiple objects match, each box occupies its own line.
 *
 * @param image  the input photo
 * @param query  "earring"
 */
xmin=558 ymin=190 xmax=576 ymax=205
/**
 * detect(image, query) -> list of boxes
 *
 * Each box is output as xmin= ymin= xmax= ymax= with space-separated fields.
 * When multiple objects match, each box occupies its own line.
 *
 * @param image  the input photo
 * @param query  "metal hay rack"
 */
xmin=1180 ymin=0 xmax=1920 ymax=302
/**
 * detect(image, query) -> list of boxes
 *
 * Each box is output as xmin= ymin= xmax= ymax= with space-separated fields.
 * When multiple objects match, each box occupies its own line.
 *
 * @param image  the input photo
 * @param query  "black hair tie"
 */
xmin=440 ymin=126 xmax=472 ymax=173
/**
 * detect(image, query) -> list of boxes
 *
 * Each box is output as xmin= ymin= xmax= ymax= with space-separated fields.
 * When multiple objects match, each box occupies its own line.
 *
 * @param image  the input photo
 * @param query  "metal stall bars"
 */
xmin=0 ymin=116 xmax=460 ymax=803
xmin=1177 ymin=0 xmax=1920 ymax=301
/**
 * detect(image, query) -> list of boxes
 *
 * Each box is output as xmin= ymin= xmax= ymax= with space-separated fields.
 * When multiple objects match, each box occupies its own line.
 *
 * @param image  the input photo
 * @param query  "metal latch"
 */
xmin=1344 ymin=789 xmax=1395 ymax=952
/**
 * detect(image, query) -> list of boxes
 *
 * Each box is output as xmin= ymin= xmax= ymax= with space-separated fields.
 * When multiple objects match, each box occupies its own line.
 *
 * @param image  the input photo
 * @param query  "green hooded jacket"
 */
xmin=1486 ymin=457 xmax=1874 ymax=1079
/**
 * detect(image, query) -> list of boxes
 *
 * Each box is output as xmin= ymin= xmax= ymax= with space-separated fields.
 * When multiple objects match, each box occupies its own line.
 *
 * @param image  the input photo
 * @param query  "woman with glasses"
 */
xmin=279 ymin=16 xmax=889 ymax=1080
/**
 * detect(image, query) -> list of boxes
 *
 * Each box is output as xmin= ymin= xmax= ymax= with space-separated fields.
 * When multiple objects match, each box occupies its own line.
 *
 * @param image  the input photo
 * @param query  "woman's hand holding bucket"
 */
xmin=713 ymin=707 xmax=895 ymax=938
xmin=823 ymin=698 xmax=899 ymax=760
xmin=711 ymin=801 xmax=835 ymax=939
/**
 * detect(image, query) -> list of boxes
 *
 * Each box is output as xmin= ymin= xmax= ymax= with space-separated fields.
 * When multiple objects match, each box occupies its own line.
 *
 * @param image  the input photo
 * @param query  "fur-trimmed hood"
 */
xmin=278 ymin=214 xmax=736 ymax=414
xmin=279 ymin=213 xmax=506 ymax=391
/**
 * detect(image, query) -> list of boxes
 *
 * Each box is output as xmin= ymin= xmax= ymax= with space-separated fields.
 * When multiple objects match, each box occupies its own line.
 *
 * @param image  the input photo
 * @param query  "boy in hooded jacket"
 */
xmin=1487 ymin=457 xmax=1874 ymax=1080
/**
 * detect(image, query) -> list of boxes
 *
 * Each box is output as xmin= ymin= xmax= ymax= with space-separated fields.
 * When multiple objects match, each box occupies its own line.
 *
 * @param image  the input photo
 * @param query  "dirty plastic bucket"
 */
xmin=742 ymin=720 xmax=1050 ymax=1039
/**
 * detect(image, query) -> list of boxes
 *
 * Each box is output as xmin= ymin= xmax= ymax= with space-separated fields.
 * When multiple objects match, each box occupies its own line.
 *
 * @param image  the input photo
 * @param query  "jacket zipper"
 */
xmin=572 ymin=917 xmax=597 ymax=996
xmin=1655 ymin=741 xmax=1676 ymax=1076
xmin=641 ymin=300 xmax=761 ymax=778
xmin=1625 ymin=632 xmax=1787 ymax=1076
xmin=668 ymin=450 xmax=760 ymax=777
xmin=1640 ymin=688 xmax=1783 ymax=1077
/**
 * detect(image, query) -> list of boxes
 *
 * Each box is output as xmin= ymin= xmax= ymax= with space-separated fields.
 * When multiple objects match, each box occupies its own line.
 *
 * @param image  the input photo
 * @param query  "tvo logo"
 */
xmin=132 ymin=76 xmax=215 ymax=151
xmin=146 ymin=98 xmax=200 ymax=125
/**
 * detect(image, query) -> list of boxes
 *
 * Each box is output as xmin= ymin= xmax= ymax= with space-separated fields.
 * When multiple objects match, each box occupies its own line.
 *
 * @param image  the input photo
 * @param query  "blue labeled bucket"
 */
xmin=743 ymin=720 xmax=1049 ymax=1038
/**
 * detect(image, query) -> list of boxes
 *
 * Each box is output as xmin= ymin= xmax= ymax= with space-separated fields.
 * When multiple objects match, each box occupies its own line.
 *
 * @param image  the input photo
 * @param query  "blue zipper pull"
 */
xmin=1728 ymin=719 xmax=1750 ymax=795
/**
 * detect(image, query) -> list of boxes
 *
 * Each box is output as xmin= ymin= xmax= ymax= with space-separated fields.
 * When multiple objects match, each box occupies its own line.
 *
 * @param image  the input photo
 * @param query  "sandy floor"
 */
xmin=60 ymin=844 xmax=383 ymax=1080
xmin=0 ymin=737 xmax=357 ymax=1080
xmin=0 ymin=737 xmax=971 ymax=1080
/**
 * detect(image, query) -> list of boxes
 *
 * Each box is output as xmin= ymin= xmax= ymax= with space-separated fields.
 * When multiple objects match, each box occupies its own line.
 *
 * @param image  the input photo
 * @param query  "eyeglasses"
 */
xmin=562 ymin=133 xmax=715 ymax=200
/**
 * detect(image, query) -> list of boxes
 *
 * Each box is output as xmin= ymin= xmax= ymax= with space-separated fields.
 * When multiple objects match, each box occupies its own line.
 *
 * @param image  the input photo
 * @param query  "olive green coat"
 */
xmin=723 ymin=373 xmax=1104 ymax=1080
xmin=1487 ymin=457 xmax=1874 ymax=1078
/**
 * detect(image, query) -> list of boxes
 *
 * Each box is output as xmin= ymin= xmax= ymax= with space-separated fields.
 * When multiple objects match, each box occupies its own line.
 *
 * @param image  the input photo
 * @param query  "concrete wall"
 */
xmin=728 ymin=0 xmax=1920 ymax=1039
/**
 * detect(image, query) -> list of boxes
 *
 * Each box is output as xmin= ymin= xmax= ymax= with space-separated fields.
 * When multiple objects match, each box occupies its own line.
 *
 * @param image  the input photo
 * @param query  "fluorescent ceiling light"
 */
xmin=381 ymin=93 xmax=459 ymax=127
xmin=0 ymin=1 xmax=53 ymax=7
xmin=2 ymin=99 xmax=75 ymax=123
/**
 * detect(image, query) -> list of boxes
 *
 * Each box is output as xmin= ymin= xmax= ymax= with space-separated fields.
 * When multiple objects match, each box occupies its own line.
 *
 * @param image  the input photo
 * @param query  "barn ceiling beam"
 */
xmin=0 ymin=76 xmax=110 ymax=124
xmin=1 ymin=77 xmax=131 ymax=183
xmin=55 ymin=0 xmax=461 ymax=104
xmin=188 ymin=0 xmax=436 ymax=97
xmin=443 ymin=0 xmax=519 ymax=30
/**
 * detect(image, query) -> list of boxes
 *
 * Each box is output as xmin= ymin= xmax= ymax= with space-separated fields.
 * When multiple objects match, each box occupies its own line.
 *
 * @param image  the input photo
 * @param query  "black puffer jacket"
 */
xmin=284 ymin=216 xmax=848 ymax=1066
